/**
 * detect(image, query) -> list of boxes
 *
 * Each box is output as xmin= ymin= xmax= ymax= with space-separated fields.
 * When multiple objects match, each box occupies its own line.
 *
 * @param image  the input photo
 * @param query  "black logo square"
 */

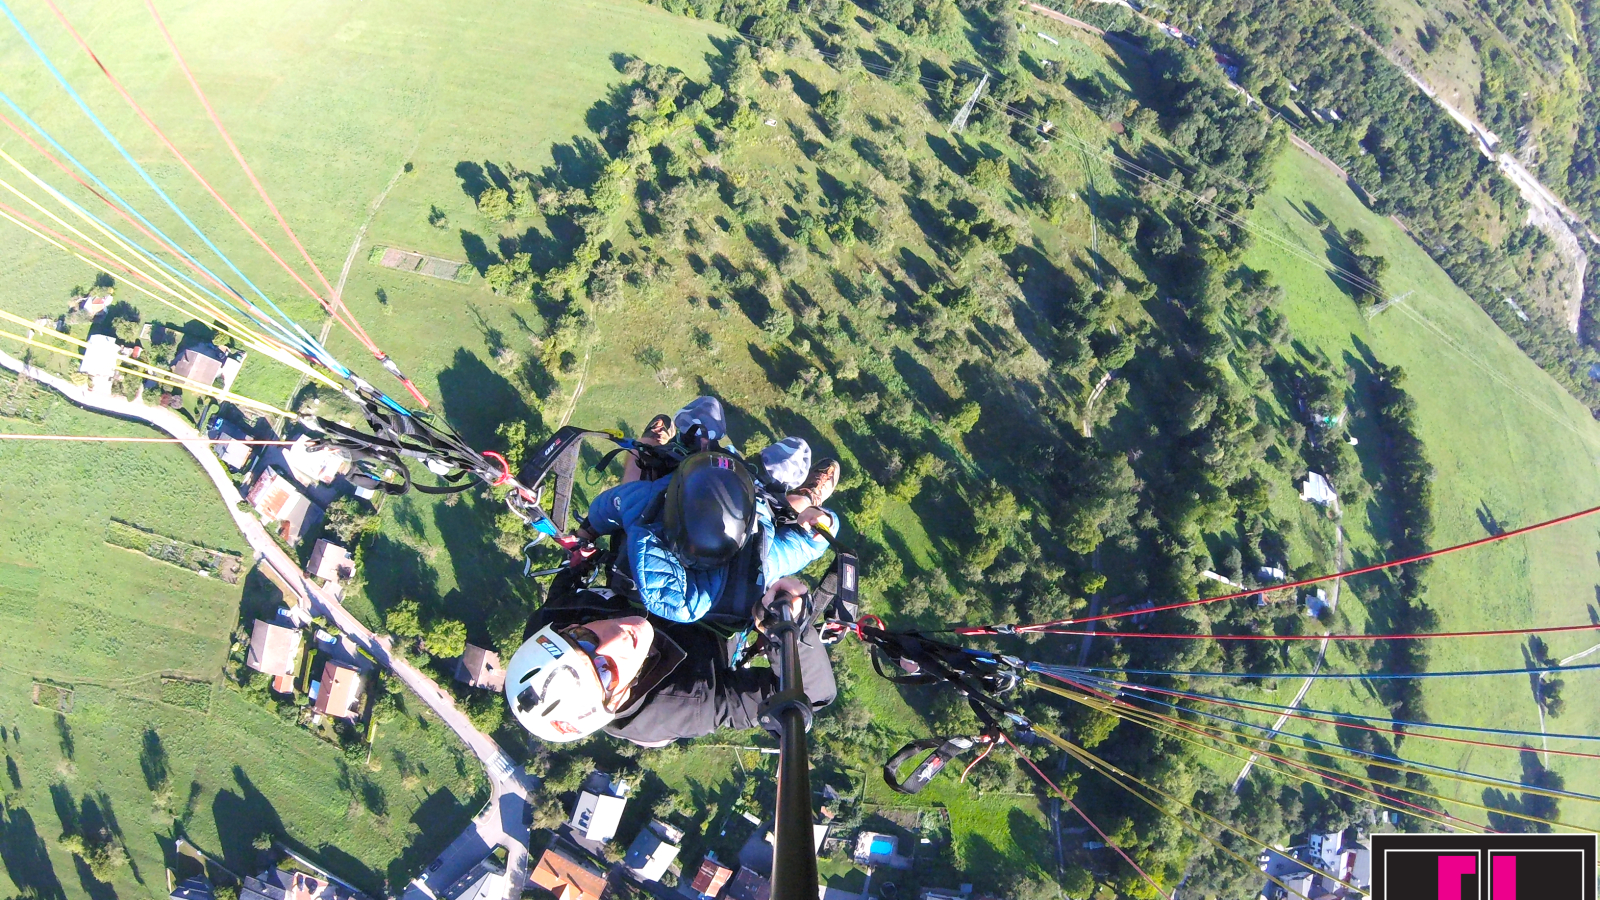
xmin=1372 ymin=833 xmax=1596 ymax=900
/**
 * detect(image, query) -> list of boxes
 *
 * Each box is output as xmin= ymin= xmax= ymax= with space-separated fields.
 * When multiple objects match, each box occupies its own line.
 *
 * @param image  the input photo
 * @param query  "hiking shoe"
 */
xmin=640 ymin=413 xmax=675 ymax=446
xmin=792 ymin=458 xmax=841 ymax=508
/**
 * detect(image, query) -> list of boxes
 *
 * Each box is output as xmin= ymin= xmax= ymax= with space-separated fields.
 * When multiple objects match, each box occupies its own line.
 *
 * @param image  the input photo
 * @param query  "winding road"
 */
xmin=0 ymin=348 xmax=533 ymax=900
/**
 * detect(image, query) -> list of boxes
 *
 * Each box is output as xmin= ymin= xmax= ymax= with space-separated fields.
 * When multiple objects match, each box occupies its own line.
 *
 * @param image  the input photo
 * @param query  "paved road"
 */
xmin=0 ymin=349 xmax=533 ymax=899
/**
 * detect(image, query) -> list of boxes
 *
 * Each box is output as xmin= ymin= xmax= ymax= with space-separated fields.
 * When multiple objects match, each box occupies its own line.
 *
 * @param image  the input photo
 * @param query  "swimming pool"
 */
xmin=870 ymin=837 xmax=895 ymax=856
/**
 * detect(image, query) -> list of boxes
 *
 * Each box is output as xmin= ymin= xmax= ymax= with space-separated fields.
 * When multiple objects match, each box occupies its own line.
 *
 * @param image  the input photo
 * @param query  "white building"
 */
xmin=283 ymin=434 xmax=349 ymax=485
xmin=570 ymin=777 xmax=629 ymax=843
xmin=1299 ymin=472 xmax=1337 ymax=506
xmin=623 ymin=820 xmax=681 ymax=882
xmin=79 ymin=334 xmax=120 ymax=394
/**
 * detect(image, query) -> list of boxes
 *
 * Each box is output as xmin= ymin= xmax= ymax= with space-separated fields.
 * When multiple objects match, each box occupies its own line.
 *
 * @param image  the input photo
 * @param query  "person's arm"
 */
xmin=712 ymin=623 xmax=836 ymax=730
xmin=582 ymin=480 xmax=657 ymax=537
xmin=714 ymin=580 xmax=837 ymax=729
xmin=763 ymin=507 xmax=840 ymax=579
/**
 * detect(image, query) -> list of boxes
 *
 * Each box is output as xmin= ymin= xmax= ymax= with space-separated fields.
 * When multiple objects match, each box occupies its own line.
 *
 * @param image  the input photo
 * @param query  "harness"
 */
xmin=307 ymin=402 xmax=1007 ymax=797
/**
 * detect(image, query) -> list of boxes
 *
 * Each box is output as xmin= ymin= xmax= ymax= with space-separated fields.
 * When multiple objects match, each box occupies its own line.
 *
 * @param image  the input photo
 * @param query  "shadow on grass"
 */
xmin=0 ymin=805 xmax=66 ymax=900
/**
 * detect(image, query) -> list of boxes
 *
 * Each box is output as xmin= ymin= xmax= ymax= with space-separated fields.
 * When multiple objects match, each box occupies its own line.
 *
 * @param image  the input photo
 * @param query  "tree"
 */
xmin=816 ymin=89 xmax=848 ymax=134
xmin=968 ymin=157 xmax=1008 ymax=192
xmin=477 ymin=186 xmax=512 ymax=222
xmin=422 ymin=618 xmax=467 ymax=658
xmin=889 ymin=48 xmax=921 ymax=87
xmin=384 ymin=600 xmax=424 ymax=640
xmin=323 ymin=497 xmax=377 ymax=544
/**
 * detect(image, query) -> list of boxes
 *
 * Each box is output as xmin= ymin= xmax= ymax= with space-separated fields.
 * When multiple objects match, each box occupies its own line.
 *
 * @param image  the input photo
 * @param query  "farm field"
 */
xmin=1244 ymin=147 xmax=1600 ymax=827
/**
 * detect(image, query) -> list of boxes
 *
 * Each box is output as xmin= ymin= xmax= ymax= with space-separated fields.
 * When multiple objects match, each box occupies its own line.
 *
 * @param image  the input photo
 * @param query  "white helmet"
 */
xmin=504 ymin=625 xmax=615 ymax=743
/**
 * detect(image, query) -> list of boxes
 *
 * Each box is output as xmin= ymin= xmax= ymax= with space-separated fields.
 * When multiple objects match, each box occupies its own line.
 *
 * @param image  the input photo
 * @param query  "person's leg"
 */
xmin=787 ymin=458 xmax=841 ymax=513
xmin=622 ymin=414 xmax=675 ymax=482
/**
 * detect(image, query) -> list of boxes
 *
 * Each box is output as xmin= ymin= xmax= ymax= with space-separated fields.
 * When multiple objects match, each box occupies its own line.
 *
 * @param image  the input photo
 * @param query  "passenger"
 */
xmin=504 ymin=576 xmax=835 ymax=745
xmin=575 ymin=447 xmax=842 ymax=623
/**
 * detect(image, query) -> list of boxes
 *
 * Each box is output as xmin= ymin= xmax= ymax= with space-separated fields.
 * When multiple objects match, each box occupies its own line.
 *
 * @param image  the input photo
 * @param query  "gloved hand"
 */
xmin=754 ymin=576 xmax=811 ymax=637
xmin=554 ymin=532 xmax=599 ymax=573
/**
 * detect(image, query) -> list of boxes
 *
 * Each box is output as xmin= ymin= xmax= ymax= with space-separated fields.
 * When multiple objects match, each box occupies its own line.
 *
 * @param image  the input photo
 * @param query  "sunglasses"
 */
xmin=559 ymin=624 xmax=655 ymax=711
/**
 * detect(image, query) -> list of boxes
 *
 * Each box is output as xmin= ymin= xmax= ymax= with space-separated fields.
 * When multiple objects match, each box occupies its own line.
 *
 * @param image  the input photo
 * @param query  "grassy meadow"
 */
xmin=1242 ymin=147 xmax=1600 ymax=828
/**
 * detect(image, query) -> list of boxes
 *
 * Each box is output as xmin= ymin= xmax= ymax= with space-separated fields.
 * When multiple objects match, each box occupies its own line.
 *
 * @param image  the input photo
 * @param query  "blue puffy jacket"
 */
xmin=585 ymin=477 xmax=836 ymax=623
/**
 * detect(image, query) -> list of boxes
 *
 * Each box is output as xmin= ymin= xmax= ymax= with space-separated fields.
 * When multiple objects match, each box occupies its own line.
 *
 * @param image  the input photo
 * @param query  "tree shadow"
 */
xmin=435 ymin=347 xmax=533 ymax=451
xmin=211 ymin=768 xmax=288 ymax=875
xmin=359 ymin=533 xmax=441 ymax=621
xmin=0 ymin=805 xmax=66 ymax=900
xmin=54 ymin=716 xmax=73 ymax=762
xmin=459 ymin=231 xmax=496 ymax=276
xmin=139 ymin=729 xmax=169 ymax=794
xmin=1476 ymin=502 xmax=1504 ymax=536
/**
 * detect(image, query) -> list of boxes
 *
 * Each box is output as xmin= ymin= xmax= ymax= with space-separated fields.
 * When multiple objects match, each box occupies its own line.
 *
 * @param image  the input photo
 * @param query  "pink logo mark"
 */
xmin=1438 ymin=855 xmax=1478 ymax=900
xmin=1491 ymin=855 xmax=1516 ymax=900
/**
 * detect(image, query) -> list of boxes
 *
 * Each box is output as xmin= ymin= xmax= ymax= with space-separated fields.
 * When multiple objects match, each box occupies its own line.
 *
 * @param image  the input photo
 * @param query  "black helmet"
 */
xmin=662 ymin=451 xmax=757 ymax=570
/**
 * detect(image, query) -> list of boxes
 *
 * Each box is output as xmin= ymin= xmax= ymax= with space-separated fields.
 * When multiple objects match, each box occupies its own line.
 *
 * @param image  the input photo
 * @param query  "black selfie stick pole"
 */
xmin=761 ymin=594 xmax=818 ymax=899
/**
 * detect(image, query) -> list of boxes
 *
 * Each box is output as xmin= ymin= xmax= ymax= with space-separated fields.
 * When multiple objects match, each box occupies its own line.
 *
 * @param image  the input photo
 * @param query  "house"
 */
xmin=247 ymin=619 xmax=303 ymax=690
xmin=685 ymin=857 xmax=733 ymax=899
xmin=1299 ymin=472 xmax=1337 ymax=506
xmin=1258 ymin=566 xmax=1287 ymax=582
xmin=530 ymin=846 xmax=607 ymax=900
xmin=79 ymin=333 xmax=120 ymax=393
xmin=210 ymin=419 xmax=255 ymax=471
xmin=283 ymin=434 xmax=349 ymax=485
xmin=307 ymin=540 xmax=354 ymax=583
xmin=311 ymin=661 xmax=364 ymax=719
xmin=247 ymin=468 xmax=323 ymax=544
xmin=238 ymin=867 xmax=369 ymax=900
xmin=570 ymin=774 xmax=629 ymax=843
xmin=1309 ymin=832 xmax=1343 ymax=874
xmin=170 ymin=875 xmax=215 ymax=900
xmin=1305 ymin=589 xmax=1330 ymax=618
xmin=1201 ymin=569 xmax=1240 ymax=587
xmin=455 ymin=643 xmax=505 ymax=691
xmin=723 ymin=868 xmax=769 ymax=900
xmin=172 ymin=344 xmax=225 ymax=387
xmin=1275 ymin=872 xmax=1315 ymax=900
xmin=1342 ymin=842 xmax=1371 ymax=890
xmin=624 ymin=820 xmax=683 ymax=882
xmin=433 ymin=856 xmax=505 ymax=900
xmin=78 ymin=293 xmax=113 ymax=316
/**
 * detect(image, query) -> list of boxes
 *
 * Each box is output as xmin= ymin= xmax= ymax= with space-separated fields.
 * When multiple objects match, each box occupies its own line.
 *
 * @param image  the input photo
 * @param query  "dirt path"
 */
xmin=1023 ymin=2 xmax=1105 ymax=36
xmin=0 ymin=349 xmax=533 ymax=900
xmin=1082 ymin=370 xmax=1114 ymax=437
xmin=1233 ymin=523 xmax=1341 ymax=791
xmin=1289 ymin=133 xmax=1348 ymax=181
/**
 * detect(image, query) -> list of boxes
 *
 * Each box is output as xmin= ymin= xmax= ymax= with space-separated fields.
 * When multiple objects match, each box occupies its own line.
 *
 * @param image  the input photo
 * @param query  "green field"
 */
xmin=0 ymin=400 xmax=488 ymax=899
xmin=1244 ymin=147 xmax=1600 ymax=828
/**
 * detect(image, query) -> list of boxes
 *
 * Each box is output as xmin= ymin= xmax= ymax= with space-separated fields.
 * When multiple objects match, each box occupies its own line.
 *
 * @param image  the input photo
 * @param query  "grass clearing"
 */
xmin=1248 ymin=147 xmax=1600 ymax=827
